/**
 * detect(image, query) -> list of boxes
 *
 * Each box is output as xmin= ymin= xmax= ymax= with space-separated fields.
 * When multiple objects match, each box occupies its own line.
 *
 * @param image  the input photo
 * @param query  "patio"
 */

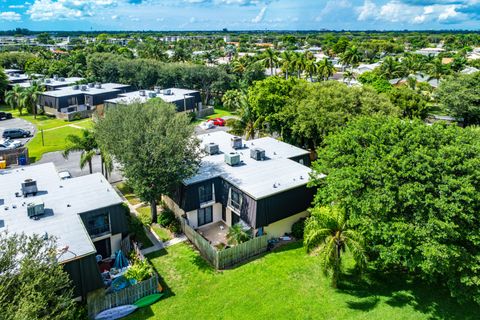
xmin=197 ymin=221 xmax=228 ymax=246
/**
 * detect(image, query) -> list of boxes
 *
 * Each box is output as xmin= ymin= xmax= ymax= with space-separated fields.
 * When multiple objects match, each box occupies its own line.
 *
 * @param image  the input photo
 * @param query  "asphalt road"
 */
xmin=0 ymin=117 xmax=36 ymax=146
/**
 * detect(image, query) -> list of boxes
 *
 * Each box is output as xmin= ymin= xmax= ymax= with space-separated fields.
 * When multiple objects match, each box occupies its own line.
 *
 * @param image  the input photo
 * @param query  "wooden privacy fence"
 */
xmin=180 ymin=217 xmax=269 ymax=269
xmin=87 ymin=275 xmax=159 ymax=319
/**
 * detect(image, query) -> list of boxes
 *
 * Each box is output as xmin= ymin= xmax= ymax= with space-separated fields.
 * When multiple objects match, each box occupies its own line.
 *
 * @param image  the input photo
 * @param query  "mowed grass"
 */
xmin=116 ymin=182 xmax=142 ymax=206
xmin=194 ymin=107 xmax=235 ymax=124
xmin=27 ymin=126 xmax=83 ymax=162
xmin=151 ymin=224 xmax=173 ymax=242
xmin=126 ymin=242 xmax=479 ymax=320
xmin=0 ymin=105 xmax=67 ymax=130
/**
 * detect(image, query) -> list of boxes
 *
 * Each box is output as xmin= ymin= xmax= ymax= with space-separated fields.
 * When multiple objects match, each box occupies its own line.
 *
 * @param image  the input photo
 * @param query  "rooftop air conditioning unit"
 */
xmin=27 ymin=200 xmax=45 ymax=219
xmin=148 ymin=92 xmax=157 ymax=98
xmin=73 ymin=84 xmax=79 ymax=90
xmin=21 ymin=179 xmax=38 ymax=197
xmin=88 ymin=83 xmax=94 ymax=88
xmin=81 ymin=85 xmax=87 ymax=91
xmin=154 ymin=86 xmax=162 ymax=93
xmin=231 ymin=136 xmax=243 ymax=150
xmin=225 ymin=152 xmax=240 ymax=166
xmin=95 ymin=84 xmax=102 ymax=89
xmin=59 ymin=77 xmax=65 ymax=82
xmin=250 ymin=147 xmax=266 ymax=161
xmin=205 ymin=142 xmax=219 ymax=155
xmin=45 ymin=79 xmax=51 ymax=83
xmin=53 ymin=75 xmax=58 ymax=80
xmin=139 ymin=90 xmax=146 ymax=96
xmin=162 ymin=89 xmax=172 ymax=95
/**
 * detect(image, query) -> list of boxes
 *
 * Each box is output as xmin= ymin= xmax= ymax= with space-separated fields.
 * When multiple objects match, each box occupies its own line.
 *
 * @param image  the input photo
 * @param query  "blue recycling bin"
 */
xmin=18 ymin=156 xmax=27 ymax=166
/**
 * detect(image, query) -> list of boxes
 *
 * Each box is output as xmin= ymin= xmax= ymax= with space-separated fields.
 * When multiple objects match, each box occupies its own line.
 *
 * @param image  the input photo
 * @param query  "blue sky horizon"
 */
xmin=0 ymin=0 xmax=479 ymax=31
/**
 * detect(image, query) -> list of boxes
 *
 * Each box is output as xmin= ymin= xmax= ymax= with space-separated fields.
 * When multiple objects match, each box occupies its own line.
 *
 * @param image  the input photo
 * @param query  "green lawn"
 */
xmin=126 ymin=242 xmax=479 ymax=320
xmin=116 ymin=182 xmax=142 ymax=206
xmin=27 ymin=126 xmax=84 ymax=162
xmin=151 ymin=224 xmax=173 ymax=242
xmin=194 ymin=107 xmax=236 ymax=124
xmin=0 ymin=105 xmax=94 ymax=162
xmin=127 ymin=213 xmax=154 ymax=249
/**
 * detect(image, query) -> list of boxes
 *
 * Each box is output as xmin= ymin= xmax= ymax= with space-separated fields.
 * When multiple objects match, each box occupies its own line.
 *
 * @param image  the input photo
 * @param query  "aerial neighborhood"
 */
xmin=0 ymin=3 xmax=480 ymax=319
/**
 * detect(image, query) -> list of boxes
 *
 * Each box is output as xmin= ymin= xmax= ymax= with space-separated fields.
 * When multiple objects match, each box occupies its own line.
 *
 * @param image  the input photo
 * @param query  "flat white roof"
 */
xmin=105 ymin=88 xmax=198 ymax=105
xmin=17 ymin=77 xmax=84 ymax=89
xmin=0 ymin=163 xmax=123 ymax=263
xmin=42 ymin=83 xmax=129 ymax=98
xmin=185 ymin=131 xmax=311 ymax=199
xmin=7 ymin=73 xmax=29 ymax=82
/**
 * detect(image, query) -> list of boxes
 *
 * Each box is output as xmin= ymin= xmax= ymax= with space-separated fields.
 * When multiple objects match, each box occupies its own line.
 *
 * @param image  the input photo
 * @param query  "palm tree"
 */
xmin=379 ymin=56 xmax=402 ymax=79
xmin=279 ymin=51 xmax=294 ymax=80
xmin=304 ymin=59 xmax=317 ymax=82
xmin=226 ymin=92 xmax=258 ymax=140
xmin=19 ymin=82 xmax=43 ymax=118
xmin=63 ymin=130 xmax=98 ymax=174
xmin=427 ymin=58 xmax=448 ymax=82
xmin=226 ymin=223 xmax=251 ymax=246
xmin=343 ymin=70 xmax=356 ymax=84
xmin=341 ymin=46 xmax=362 ymax=69
xmin=5 ymin=85 xmax=24 ymax=115
xmin=293 ymin=52 xmax=306 ymax=78
xmin=261 ymin=48 xmax=278 ymax=76
xmin=316 ymin=58 xmax=335 ymax=81
xmin=100 ymin=148 xmax=113 ymax=180
xmin=304 ymin=205 xmax=367 ymax=288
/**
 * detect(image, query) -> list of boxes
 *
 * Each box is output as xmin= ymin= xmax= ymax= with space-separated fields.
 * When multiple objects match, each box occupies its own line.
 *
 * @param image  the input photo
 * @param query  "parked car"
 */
xmin=58 ymin=171 xmax=72 ymax=180
xmin=0 ymin=138 xmax=22 ymax=150
xmin=2 ymin=128 xmax=31 ymax=139
xmin=200 ymin=120 xmax=215 ymax=130
xmin=0 ymin=112 xmax=13 ymax=120
xmin=210 ymin=118 xmax=226 ymax=126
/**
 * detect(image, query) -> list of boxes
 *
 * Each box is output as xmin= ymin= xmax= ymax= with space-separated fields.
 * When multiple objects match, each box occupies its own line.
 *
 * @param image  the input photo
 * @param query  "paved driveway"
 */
xmin=0 ymin=117 xmax=36 ymax=146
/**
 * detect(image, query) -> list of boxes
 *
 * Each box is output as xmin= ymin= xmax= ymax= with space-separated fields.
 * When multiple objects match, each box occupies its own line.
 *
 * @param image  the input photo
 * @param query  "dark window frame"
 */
xmin=197 ymin=206 xmax=213 ymax=226
xmin=230 ymin=189 xmax=241 ymax=210
xmin=198 ymin=183 xmax=213 ymax=204
xmin=85 ymin=212 xmax=110 ymax=238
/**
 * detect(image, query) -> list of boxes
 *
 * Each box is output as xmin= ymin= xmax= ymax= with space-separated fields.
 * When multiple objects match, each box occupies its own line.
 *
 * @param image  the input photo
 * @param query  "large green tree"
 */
xmin=95 ymin=101 xmax=201 ymax=222
xmin=0 ymin=67 xmax=7 ymax=101
xmin=436 ymin=72 xmax=480 ymax=126
xmin=388 ymin=86 xmax=430 ymax=119
xmin=310 ymin=116 xmax=480 ymax=304
xmin=0 ymin=232 xmax=77 ymax=320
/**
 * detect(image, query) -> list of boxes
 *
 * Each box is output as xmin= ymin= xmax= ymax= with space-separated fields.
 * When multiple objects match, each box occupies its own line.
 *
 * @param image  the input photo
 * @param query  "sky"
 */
xmin=0 ymin=0 xmax=478 ymax=31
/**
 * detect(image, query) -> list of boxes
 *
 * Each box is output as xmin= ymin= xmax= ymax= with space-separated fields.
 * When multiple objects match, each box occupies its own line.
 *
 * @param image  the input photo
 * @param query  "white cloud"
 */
xmin=357 ymin=0 xmax=376 ymax=21
xmin=27 ymin=0 xmax=119 ymax=21
xmin=9 ymin=5 xmax=25 ymax=8
xmin=0 ymin=11 xmax=22 ymax=21
xmin=252 ymin=5 xmax=266 ymax=23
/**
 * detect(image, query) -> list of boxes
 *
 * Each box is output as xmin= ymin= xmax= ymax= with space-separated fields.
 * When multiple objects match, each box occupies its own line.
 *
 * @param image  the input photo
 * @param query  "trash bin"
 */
xmin=18 ymin=156 xmax=27 ymax=166
xmin=0 ymin=160 xmax=6 ymax=169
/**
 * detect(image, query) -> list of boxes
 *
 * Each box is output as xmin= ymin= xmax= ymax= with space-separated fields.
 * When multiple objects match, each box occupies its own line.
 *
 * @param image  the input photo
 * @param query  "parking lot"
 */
xmin=0 ymin=117 xmax=36 ymax=146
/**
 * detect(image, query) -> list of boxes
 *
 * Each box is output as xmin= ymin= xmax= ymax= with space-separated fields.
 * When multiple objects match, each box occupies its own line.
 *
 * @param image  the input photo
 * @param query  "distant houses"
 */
xmin=0 ymin=163 xmax=129 ymax=298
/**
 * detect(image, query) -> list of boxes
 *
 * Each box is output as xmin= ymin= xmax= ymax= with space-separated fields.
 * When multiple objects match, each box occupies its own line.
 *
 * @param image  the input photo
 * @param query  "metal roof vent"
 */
xmin=27 ymin=200 xmax=45 ymax=220
xmin=73 ymin=84 xmax=79 ymax=90
xmin=231 ymin=136 xmax=243 ymax=150
xmin=88 ymin=83 xmax=94 ymax=88
xmin=81 ymin=85 xmax=87 ymax=91
xmin=59 ymin=77 xmax=65 ymax=82
xmin=250 ymin=147 xmax=265 ymax=161
xmin=21 ymin=179 xmax=38 ymax=197
xmin=225 ymin=152 xmax=240 ymax=166
xmin=205 ymin=142 xmax=219 ymax=155
xmin=95 ymin=83 xmax=102 ymax=89
xmin=45 ymin=79 xmax=51 ymax=83
xmin=139 ymin=90 xmax=146 ymax=96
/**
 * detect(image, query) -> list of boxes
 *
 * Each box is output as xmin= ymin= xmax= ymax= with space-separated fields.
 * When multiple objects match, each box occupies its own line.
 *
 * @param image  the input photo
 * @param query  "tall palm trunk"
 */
xmin=88 ymin=159 xmax=93 ymax=174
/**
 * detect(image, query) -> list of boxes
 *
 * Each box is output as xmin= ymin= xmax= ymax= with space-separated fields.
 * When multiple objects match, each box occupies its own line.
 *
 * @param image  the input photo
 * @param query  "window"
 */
xmin=197 ymin=206 xmax=213 ymax=226
xmin=85 ymin=212 xmax=110 ymax=237
xmin=198 ymin=183 xmax=213 ymax=204
xmin=230 ymin=190 xmax=241 ymax=210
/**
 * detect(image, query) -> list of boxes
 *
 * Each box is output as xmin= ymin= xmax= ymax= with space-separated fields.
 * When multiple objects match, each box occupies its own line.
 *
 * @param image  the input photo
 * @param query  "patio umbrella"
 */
xmin=113 ymin=250 xmax=129 ymax=270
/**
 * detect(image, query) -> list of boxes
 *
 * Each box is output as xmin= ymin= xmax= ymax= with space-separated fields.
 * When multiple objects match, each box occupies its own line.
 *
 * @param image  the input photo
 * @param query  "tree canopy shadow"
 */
xmin=338 ymin=269 xmax=480 ymax=320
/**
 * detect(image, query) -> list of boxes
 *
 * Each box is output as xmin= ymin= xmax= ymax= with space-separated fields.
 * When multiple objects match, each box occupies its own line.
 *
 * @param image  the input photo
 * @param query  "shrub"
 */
xmin=157 ymin=207 xmax=176 ymax=227
xmin=125 ymin=259 xmax=154 ymax=282
xmin=291 ymin=218 xmax=306 ymax=239
xmin=137 ymin=207 xmax=152 ymax=226
xmin=168 ymin=218 xmax=181 ymax=235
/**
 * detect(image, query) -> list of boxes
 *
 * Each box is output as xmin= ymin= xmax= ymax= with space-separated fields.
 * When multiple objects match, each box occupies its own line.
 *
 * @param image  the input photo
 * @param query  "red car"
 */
xmin=210 ymin=118 xmax=226 ymax=126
